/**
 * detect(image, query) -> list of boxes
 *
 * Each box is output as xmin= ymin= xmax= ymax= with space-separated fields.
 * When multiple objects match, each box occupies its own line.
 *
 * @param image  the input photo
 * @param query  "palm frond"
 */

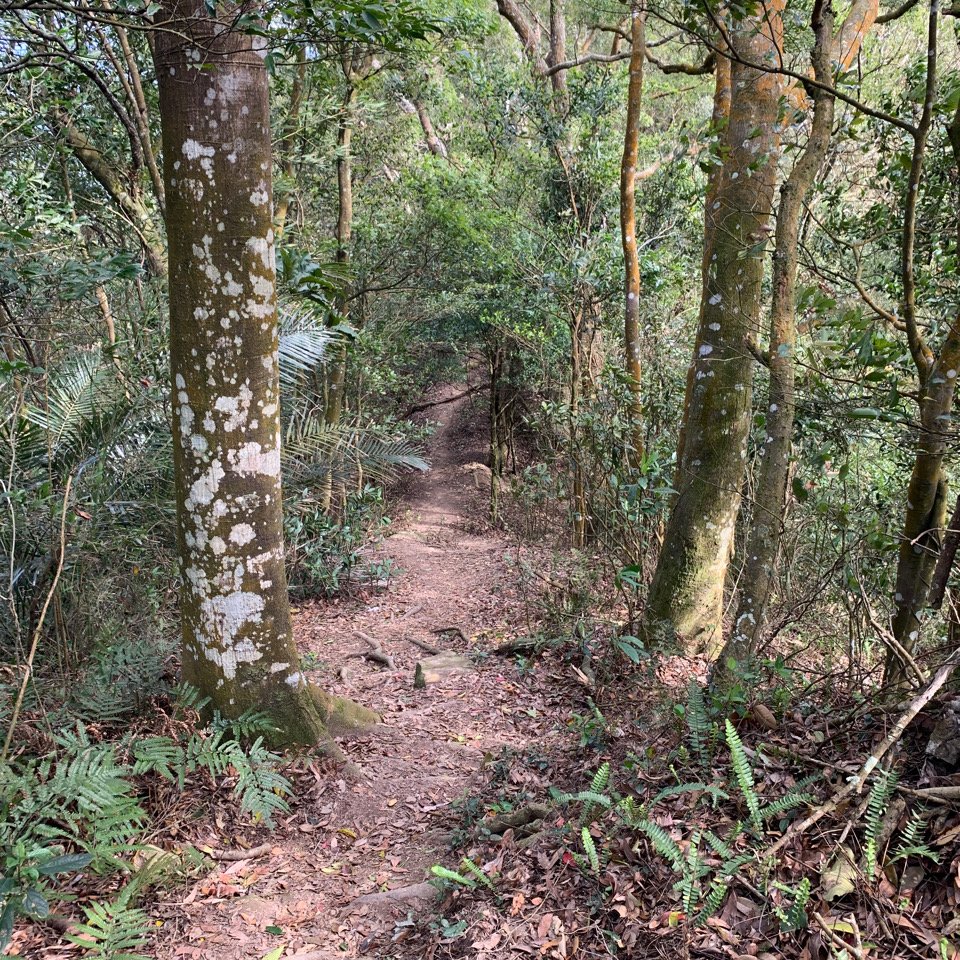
xmin=283 ymin=419 xmax=429 ymax=487
xmin=20 ymin=349 xmax=127 ymax=469
xmin=278 ymin=306 xmax=339 ymax=390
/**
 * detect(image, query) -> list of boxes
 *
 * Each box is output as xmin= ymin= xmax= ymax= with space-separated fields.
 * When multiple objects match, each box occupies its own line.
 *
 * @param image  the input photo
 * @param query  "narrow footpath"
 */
xmin=160 ymin=384 xmax=554 ymax=959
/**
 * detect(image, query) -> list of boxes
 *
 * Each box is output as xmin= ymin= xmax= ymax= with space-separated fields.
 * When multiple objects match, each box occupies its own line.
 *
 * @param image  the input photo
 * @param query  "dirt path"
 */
xmin=161 ymin=385 xmax=550 ymax=959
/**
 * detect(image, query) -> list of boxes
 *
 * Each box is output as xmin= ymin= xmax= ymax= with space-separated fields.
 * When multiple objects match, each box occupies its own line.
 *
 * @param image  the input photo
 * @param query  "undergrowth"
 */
xmin=0 ymin=690 xmax=294 ymax=955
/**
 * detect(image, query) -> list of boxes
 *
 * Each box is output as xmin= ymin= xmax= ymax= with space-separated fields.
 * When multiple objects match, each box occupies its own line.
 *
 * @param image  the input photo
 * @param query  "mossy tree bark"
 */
xmin=885 ymin=5 xmax=956 ymax=686
xmin=644 ymin=4 xmax=784 ymax=657
xmin=153 ymin=0 xmax=377 ymax=745
xmin=620 ymin=2 xmax=645 ymax=467
xmin=718 ymin=0 xmax=882 ymax=678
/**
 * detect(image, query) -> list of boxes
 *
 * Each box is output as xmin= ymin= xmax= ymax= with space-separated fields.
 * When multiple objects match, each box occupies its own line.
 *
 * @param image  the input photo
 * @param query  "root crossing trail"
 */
xmin=161 ymin=384 xmax=550 ymax=959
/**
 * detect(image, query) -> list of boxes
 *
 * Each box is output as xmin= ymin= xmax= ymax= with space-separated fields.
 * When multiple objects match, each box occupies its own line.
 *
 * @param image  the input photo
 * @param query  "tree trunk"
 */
xmin=153 ymin=0 xmax=376 ymax=745
xmin=644 ymin=5 xmax=784 ymax=657
xmin=325 ymin=81 xmax=356 ymax=430
xmin=548 ymin=0 xmax=569 ymax=107
xmin=620 ymin=2 xmax=645 ymax=467
xmin=885 ymin=8 xmax=953 ymax=687
xmin=718 ymin=0 xmax=836 ymax=675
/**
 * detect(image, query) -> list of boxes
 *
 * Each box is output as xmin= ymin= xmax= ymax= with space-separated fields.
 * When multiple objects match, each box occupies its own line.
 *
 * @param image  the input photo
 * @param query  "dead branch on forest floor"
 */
xmin=203 ymin=842 xmax=273 ymax=861
xmin=762 ymin=650 xmax=960 ymax=859
xmin=404 ymin=634 xmax=441 ymax=655
xmin=432 ymin=625 xmax=468 ymax=644
xmin=350 ymin=631 xmax=397 ymax=669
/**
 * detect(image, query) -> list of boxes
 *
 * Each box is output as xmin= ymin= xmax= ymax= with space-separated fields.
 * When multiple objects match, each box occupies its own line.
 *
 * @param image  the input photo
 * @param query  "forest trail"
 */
xmin=160 ymin=384 xmax=551 ymax=959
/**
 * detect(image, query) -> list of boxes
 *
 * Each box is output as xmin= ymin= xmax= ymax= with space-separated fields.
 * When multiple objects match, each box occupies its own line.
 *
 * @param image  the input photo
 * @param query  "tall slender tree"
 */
xmin=718 ymin=0 xmax=879 ymax=676
xmin=620 ymin=2 xmax=645 ymax=466
xmin=153 ymin=0 xmax=376 ymax=744
xmin=644 ymin=2 xmax=785 ymax=656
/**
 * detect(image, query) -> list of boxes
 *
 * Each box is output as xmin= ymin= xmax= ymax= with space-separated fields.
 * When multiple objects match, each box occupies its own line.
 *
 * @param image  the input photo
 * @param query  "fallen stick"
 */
xmin=204 ymin=842 xmax=272 ymax=861
xmin=405 ymin=635 xmax=441 ymax=655
xmin=762 ymin=650 xmax=960 ymax=859
xmin=353 ymin=631 xmax=397 ymax=670
xmin=812 ymin=912 xmax=865 ymax=960
xmin=404 ymin=383 xmax=488 ymax=418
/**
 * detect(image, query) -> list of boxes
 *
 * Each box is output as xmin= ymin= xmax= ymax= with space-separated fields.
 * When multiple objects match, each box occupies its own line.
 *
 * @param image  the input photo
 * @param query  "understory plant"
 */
xmin=0 ymin=703 xmax=293 ymax=953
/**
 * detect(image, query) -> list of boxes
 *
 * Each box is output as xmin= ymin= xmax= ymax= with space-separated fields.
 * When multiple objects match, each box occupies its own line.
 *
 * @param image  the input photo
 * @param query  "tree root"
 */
xmin=346 ymin=881 xmax=437 ymax=911
xmin=204 ymin=842 xmax=272 ymax=861
xmin=308 ymin=685 xmax=381 ymax=737
xmin=405 ymin=635 xmax=441 ymax=655
xmin=481 ymin=802 xmax=552 ymax=837
xmin=353 ymin=631 xmax=397 ymax=669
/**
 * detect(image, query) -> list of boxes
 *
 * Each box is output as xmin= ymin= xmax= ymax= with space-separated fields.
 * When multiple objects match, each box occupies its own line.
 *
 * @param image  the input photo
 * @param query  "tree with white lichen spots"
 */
xmin=152 ymin=0 xmax=377 ymax=746
xmin=642 ymin=3 xmax=785 ymax=659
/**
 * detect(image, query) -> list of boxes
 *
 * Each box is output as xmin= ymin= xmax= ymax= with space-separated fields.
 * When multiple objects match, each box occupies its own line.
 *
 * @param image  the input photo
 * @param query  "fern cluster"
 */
xmin=553 ymin=715 xmax=817 ymax=928
xmin=0 ymin=712 xmax=293 ymax=953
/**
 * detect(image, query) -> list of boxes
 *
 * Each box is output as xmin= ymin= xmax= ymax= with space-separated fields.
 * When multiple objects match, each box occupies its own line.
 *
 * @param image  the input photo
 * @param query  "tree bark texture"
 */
xmin=153 ymin=0 xmax=353 ymax=744
xmin=644 ymin=4 xmax=785 ymax=657
xmin=620 ymin=3 xmax=645 ymax=466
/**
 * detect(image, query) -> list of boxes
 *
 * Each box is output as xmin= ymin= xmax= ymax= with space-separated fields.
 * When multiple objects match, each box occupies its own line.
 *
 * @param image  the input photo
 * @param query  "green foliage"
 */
xmin=725 ymin=720 xmax=761 ymax=831
xmin=66 ymin=897 xmax=151 ymax=960
xmin=0 ymin=713 xmax=292 ymax=952
xmin=772 ymin=877 xmax=811 ymax=933
xmin=430 ymin=856 xmax=495 ymax=891
xmin=685 ymin=680 xmax=717 ymax=770
xmin=864 ymin=769 xmax=898 ymax=878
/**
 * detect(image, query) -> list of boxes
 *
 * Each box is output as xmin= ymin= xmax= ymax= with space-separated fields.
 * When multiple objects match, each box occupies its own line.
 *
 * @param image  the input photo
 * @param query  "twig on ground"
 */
xmin=762 ymin=650 xmax=960 ymax=859
xmin=405 ymin=635 xmax=441 ymax=655
xmin=493 ymin=637 xmax=539 ymax=656
xmin=353 ymin=631 xmax=397 ymax=669
xmin=204 ymin=842 xmax=272 ymax=861
xmin=812 ymin=911 xmax=865 ymax=960
xmin=404 ymin=383 xmax=488 ymax=418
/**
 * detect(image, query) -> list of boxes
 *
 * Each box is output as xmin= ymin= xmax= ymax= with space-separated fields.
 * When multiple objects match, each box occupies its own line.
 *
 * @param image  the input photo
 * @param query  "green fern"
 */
xmin=864 ymin=769 xmax=898 ymax=877
xmin=891 ymin=813 xmax=941 ymax=865
xmin=637 ymin=820 xmax=684 ymax=869
xmin=692 ymin=879 xmax=729 ymax=926
xmin=725 ymin=721 xmax=761 ymax=831
xmin=458 ymin=856 xmax=495 ymax=889
xmin=581 ymin=828 xmax=601 ymax=874
xmin=66 ymin=899 xmax=150 ymax=960
xmin=772 ymin=877 xmax=811 ymax=932
xmin=431 ymin=864 xmax=476 ymax=888
xmin=686 ymin=681 xmax=715 ymax=769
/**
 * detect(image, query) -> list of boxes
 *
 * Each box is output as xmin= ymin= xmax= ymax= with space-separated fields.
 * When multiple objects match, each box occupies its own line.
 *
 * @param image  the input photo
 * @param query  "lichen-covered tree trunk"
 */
xmin=885 ymin=10 xmax=954 ymax=687
xmin=325 ymin=81 xmax=356 ymax=430
xmin=644 ymin=5 xmax=784 ymax=657
xmin=888 ymin=319 xmax=960 ymax=677
xmin=620 ymin=3 xmax=645 ymax=466
xmin=153 ymin=0 xmax=376 ymax=745
xmin=719 ymin=0 xmax=837 ymax=674
xmin=719 ymin=0 xmax=880 ymax=677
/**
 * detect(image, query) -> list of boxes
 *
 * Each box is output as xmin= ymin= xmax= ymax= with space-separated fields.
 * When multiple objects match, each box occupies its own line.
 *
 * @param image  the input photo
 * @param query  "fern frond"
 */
xmin=725 ymin=721 xmax=761 ymax=831
xmin=692 ymin=879 xmax=728 ymax=926
xmin=581 ymin=828 xmax=600 ymax=874
xmin=686 ymin=681 xmax=714 ymax=769
xmin=637 ymin=820 xmax=684 ymax=869
xmin=66 ymin=899 xmax=150 ymax=960
xmin=458 ymin=856 xmax=495 ymax=889
xmin=864 ymin=769 xmax=898 ymax=877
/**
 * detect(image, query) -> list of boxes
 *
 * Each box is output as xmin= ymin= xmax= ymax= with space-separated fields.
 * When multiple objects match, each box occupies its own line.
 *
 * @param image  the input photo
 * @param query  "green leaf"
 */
xmin=38 ymin=852 xmax=93 ymax=876
xmin=23 ymin=889 xmax=50 ymax=919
